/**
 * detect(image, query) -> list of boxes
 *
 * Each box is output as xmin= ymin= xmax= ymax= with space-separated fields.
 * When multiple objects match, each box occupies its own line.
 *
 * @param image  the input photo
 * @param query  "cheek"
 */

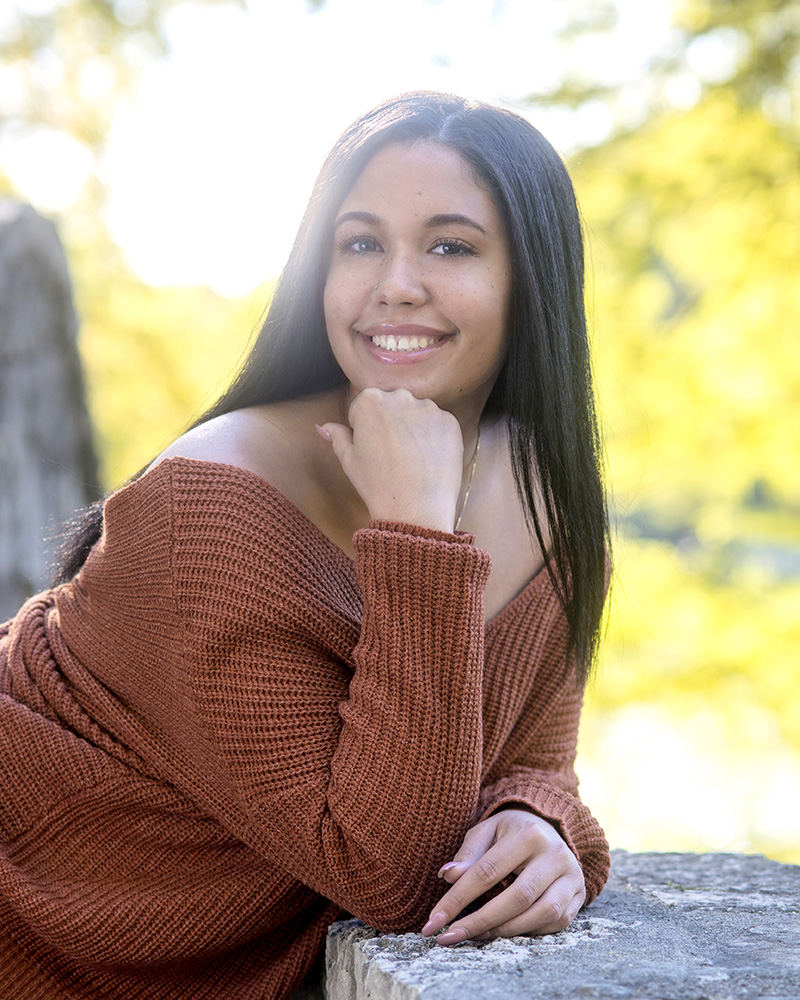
xmin=492 ymin=271 xmax=513 ymax=341
xmin=322 ymin=274 xmax=337 ymax=321
xmin=323 ymin=278 xmax=360 ymax=365
xmin=474 ymin=275 xmax=511 ymax=339
xmin=323 ymin=272 xmax=360 ymax=330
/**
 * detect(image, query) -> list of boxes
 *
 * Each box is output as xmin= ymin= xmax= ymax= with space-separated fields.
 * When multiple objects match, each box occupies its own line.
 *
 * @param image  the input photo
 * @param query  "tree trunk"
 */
xmin=0 ymin=201 xmax=101 ymax=621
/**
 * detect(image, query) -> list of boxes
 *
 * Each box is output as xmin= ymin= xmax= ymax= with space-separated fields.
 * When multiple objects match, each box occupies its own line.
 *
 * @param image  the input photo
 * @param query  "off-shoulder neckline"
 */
xmin=140 ymin=455 xmax=554 ymax=629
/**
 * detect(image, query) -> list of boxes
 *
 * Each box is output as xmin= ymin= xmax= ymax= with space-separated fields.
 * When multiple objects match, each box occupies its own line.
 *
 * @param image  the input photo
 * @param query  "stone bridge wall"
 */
xmin=325 ymin=851 xmax=799 ymax=1000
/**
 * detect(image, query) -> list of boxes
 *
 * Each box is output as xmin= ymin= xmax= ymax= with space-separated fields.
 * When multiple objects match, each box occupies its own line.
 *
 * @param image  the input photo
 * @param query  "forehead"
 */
xmin=337 ymin=142 xmax=502 ymax=226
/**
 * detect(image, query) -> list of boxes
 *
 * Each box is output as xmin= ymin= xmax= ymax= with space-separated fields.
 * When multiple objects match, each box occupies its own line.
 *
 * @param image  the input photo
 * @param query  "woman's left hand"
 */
xmin=421 ymin=809 xmax=586 ymax=943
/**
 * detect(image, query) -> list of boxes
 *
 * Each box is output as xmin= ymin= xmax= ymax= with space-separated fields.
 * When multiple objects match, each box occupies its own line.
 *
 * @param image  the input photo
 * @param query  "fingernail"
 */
xmin=436 ymin=927 xmax=468 ymax=946
xmin=437 ymin=862 xmax=458 ymax=878
xmin=314 ymin=423 xmax=331 ymax=441
xmin=421 ymin=911 xmax=447 ymax=936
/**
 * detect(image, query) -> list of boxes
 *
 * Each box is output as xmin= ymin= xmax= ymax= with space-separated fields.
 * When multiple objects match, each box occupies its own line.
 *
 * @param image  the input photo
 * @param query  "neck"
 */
xmin=455 ymin=420 xmax=481 ymax=531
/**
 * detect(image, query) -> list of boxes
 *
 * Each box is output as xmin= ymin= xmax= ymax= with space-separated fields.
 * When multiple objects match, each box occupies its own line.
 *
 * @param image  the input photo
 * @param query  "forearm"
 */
xmin=195 ymin=521 xmax=492 ymax=929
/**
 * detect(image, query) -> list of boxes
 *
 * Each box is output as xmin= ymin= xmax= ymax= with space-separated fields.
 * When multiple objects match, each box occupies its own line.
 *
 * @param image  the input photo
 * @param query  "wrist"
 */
xmin=367 ymin=500 xmax=457 ymax=534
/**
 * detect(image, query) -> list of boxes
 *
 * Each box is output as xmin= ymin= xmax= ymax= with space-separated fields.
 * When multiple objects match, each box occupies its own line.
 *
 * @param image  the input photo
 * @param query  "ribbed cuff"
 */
xmin=478 ymin=778 xmax=611 ymax=905
xmin=365 ymin=520 xmax=477 ymax=546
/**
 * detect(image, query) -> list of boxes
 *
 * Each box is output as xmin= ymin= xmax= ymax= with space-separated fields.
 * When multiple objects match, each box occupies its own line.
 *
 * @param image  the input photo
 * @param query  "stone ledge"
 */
xmin=325 ymin=851 xmax=800 ymax=1000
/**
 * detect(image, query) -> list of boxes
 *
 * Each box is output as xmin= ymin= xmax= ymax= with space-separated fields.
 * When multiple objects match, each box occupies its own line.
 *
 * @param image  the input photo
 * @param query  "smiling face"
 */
xmin=323 ymin=141 xmax=513 ymax=422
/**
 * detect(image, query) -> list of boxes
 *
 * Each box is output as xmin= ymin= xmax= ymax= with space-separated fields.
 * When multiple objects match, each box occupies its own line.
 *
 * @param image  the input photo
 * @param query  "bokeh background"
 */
xmin=2 ymin=0 xmax=798 ymax=862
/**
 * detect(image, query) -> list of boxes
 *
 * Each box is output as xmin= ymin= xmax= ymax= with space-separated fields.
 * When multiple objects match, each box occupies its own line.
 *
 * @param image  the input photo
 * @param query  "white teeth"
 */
xmin=370 ymin=334 xmax=440 ymax=351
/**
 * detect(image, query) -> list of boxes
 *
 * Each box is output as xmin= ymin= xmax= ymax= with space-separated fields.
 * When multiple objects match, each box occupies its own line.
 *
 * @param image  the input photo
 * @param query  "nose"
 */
xmin=373 ymin=252 xmax=427 ymax=306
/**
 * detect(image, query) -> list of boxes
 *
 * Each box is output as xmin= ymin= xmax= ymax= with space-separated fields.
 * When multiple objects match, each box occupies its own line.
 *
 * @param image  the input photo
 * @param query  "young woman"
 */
xmin=0 ymin=92 xmax=610 ymax=1000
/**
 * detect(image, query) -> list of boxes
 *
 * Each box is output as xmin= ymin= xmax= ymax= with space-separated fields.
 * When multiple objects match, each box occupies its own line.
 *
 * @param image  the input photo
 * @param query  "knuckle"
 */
xmin=393 ymin=388 xmax=418 ymax=407
xmin=357 ymin=387 xmax=384 ymax=409
xmin=459 ymin=827 xmax=483 ymax=849
xmin=474 ymin=858 xmax=501 ymax=886
xmin=546 ymin=838 xmax=575 ymax=866
xmin=510 ymin=879 xmax=539 ymax=909
xmin=562 ymin=854 xmax=583 ymax=882
xmin=525 ymin=827 xmax=550 ymax=852
xmin=544 ymin=898 xmax=564 ymax=925
xmin=461 ymin=823 xmax=490 ymax=850
xmin=513 ymin=817 xmax=548 ymax=846
xmin=465 ymin=817 xmax=491 ymax=840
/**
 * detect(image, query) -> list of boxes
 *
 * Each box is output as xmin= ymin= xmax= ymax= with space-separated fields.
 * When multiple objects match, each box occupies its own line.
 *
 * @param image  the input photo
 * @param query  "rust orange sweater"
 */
xmin=0 ymin=458 xmax=609 ymax=999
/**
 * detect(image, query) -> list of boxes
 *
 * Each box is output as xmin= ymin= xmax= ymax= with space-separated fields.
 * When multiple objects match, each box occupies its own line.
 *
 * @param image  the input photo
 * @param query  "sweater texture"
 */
xmin=0 ymin=457 xmax=609 ymax=999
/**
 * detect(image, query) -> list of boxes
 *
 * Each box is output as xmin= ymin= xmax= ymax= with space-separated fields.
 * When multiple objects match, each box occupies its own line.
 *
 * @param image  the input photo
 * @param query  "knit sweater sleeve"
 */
xmin=143 ymin=460 xmax=491 ymax=931
xmin=477 ymin=578 xmax=610 ymax=904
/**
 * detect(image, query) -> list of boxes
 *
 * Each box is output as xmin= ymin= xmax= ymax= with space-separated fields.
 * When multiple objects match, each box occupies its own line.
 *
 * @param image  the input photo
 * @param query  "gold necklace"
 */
xmin=455 ymin=424 xmax=480 ymax=531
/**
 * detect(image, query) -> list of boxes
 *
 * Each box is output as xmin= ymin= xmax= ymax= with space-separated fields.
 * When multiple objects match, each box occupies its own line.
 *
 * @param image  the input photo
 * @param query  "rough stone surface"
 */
xmin=325 ymin=851 xmax=800 ymax=1000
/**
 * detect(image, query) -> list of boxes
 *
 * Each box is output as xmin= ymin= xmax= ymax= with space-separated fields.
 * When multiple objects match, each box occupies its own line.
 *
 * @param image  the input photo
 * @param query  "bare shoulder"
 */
xmin=151 ymin=409 xmax=262 ymax=471
xmin=150 ymin=394 xmax=337 ymax=491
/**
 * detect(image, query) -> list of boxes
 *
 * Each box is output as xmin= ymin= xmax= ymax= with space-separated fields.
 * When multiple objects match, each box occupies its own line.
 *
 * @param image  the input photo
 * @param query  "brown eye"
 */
xmin=431 ymin=239 xmax=477 ymax=257
xmin=337 ymin=235 xmax=381 ymax=255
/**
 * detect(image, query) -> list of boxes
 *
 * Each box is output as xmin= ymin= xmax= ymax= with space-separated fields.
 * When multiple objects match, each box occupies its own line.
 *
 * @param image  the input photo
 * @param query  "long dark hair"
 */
xmin=56 ymin=91 xmax=610 ymax=678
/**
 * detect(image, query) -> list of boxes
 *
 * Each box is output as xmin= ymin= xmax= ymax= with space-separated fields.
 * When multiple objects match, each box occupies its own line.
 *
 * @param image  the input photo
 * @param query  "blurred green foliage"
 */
xmin=579 ymin=89 xmax=800 ymax=529
xmin=0 ymin=0 xmax=242 ymax=149
xmin=550 ymin=0 xmax=800 ymax=139
xmin=575 ymin=87 xmax=800 ymax=700
xmin=572 ymin=87 xmax=800 ymax=862
xmin=70 ymin=245 xmax=270 ymax=485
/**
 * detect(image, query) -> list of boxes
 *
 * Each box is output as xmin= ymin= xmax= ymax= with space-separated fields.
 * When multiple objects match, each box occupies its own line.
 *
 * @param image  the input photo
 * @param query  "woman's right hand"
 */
xmin=317 ymin=387 xmax=465 ymax=533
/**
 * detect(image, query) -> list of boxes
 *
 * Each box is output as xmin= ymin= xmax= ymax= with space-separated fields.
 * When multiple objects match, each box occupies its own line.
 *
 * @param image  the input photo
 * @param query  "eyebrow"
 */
xmin=425 ymin=213 xmax=488 ymax=236
xmin=333 ymin=210 xmax=488 ymax=236
xmin=334 ymin=211 xmax=380 ymax=229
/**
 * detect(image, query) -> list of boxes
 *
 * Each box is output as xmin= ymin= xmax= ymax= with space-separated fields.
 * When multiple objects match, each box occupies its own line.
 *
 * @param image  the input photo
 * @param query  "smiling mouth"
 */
xmin=369 ymin=333 xmax=444 ymax=352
